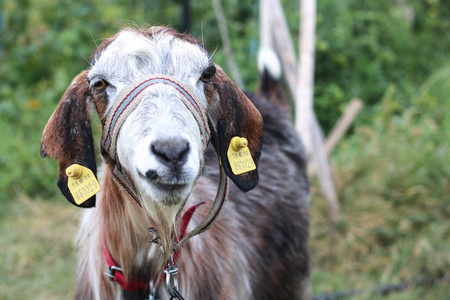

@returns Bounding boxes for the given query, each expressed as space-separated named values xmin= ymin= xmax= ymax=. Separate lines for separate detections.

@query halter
xmin=99 ymin=75 xmax=229 ymax=253
xmin=101 ymin=76 xmax=211 ymax=162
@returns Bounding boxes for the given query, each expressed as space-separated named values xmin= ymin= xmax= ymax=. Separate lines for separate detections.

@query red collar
xmin=102 ymin=202 xmax=204 ymax=291
xmin=102 ymin=237 xmax=149 ymax=290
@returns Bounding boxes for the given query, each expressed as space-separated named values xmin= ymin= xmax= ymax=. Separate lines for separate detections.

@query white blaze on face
xmin=87 ymin=29 xmax=211 ymax=206
xmin=117 ymin=86 xmax=203 ymax=205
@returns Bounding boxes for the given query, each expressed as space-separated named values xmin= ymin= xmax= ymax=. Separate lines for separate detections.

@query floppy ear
xmin=40 ymin=71 xmax=97 ymax=208
xmin=212 ymin=66 xmax=264 ymax=192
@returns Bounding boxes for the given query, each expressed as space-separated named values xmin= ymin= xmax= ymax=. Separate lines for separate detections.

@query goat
xmin=41 ymin=26 xmax=310 ymax=300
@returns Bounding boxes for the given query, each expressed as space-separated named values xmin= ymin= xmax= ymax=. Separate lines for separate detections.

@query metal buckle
xmin=104 ymin=265 xmax=123 ymax=281
xmin=164 ymin=255 xmax=179 ymax=298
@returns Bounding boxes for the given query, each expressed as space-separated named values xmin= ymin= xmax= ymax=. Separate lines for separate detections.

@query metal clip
xmin=104 ymin=266 xmax=123 ymax=281
xmin=146 ymin=279 xmax=159 ymax=300
xmin=164 ymin=254 xmax=179 ymax=298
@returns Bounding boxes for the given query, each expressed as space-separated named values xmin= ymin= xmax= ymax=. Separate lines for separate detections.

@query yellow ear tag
xmin=227 ymin=136 xmax=256 ymax=175
xmin=66 ymin=164 xmax=100 ymax=205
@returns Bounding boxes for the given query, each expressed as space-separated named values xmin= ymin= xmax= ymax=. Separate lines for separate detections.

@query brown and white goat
xmin=41 ymin=26 xmax=310 ymax=300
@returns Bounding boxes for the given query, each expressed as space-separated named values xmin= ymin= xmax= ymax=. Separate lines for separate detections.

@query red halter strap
xmin=102 ymin=237 xmax=150 ymax=291
xmin=102 ymin=202 xmax=204 ymax=291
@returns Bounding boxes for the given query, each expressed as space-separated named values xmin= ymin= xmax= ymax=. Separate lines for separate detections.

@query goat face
xmin=115 ymin=89 xmax=202 ymax=206
xmin=41 ymin=26 xmax=264 ymax=210
xmin=88 ymin=29 xmax=211 ymax=206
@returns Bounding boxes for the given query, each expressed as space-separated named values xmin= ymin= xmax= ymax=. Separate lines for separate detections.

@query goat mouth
xmin=152 ymin=182 xmax=188 ymax=192
xmin=138 ymin=170 xmax=189 ymax=191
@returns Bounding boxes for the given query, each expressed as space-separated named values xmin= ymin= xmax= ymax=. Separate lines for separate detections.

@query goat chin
xmin=141 ymin=195 xmax=184 ymax=260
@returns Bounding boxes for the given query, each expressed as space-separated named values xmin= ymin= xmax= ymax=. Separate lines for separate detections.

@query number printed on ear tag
xmin=66 ymin=164 xmax=100 ymax=205
xmin=227 ymin=136 xmax=256 ymax=175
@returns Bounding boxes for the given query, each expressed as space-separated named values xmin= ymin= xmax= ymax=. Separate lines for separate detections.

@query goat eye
xmin=200 ymin=66 xmax=216 ymax=82
xmin=93 ymin=79 xmax=108 ymax=91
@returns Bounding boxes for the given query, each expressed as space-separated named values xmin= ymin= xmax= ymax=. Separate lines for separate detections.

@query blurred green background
xmin=0 ymin=0 xmax=449 ymax=299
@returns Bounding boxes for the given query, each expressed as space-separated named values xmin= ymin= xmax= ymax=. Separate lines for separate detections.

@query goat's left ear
xmin=211 ymin=66 xmax=264 ymax=192
xmin=40 ymin=70 xmax=97 ymax=208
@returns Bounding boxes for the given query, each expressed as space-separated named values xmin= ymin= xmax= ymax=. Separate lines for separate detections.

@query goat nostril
xmin=145 ymin=170 xmax=158 ymax=180
xmin=151 ymin=139 xmax=190 ymax=167
xmin=151 ymin=144 xmax=169 ymax=163
xmin=179 ymin=143 xmax=190 ymax=160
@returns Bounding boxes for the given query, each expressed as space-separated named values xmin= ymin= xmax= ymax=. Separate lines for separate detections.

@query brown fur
xmin=41 ymin=71 xmax=91 ymax=171
xmin=41 ymin=70 xmax=97 ymax=207
xmin=212 ymin=66 xmax=264 ymax=192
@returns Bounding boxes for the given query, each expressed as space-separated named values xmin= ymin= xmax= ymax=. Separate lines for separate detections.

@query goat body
xmin=41 ymin=26 xmax=310 ymax=300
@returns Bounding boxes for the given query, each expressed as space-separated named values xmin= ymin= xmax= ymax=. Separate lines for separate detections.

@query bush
xmin=316 ymin=67 xmax=450 ymax=284
xmin=315 ymin=0 xmax=450 ymax=132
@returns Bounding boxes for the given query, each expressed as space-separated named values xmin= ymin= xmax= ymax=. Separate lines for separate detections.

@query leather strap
xmin=102 ymin=203 xmax=204 ymax=291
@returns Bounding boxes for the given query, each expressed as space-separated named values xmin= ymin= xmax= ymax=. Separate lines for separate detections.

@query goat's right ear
xmin=41 ymin=71 xmax=97 ymax=208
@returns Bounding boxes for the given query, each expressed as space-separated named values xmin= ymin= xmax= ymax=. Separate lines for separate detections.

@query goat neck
xmin=100 ymin=169 xmax=165 ymax=280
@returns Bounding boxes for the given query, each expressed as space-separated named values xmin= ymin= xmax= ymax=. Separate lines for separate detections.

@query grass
xmin=0 ymin=196 xmax=78 ymax=299
xmin=309 ymin=68 xmax=450 ymax=299
xmin=310 ymin=196 xmax=450 ymax=300
xmin=1 ymin=194 xmax=448 ymax=299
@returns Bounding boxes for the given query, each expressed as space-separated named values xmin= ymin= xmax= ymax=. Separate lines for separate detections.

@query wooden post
xmin=266 ymin=0 xmax=298 ymax=95
xmin=295 ymin=0 xmax=316 ymax=156
xmin=212 ymin=0 xmax=245 ymax=89
xmin=262 ymin=0 xmax=340 ymax=222
xmin=311 ymin=116 xmax=340 ymax=223
xmin=325 ymin=98 xmax=364 ymax=156
xmin=260 ymin=0 xmax=273 ymax=49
